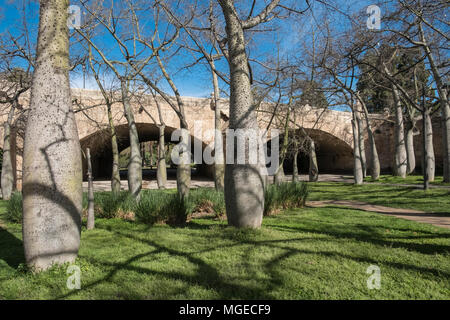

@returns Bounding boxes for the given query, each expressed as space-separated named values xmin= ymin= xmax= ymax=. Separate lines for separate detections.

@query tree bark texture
xmin=22 ymin=0 xmax=83 ymax=271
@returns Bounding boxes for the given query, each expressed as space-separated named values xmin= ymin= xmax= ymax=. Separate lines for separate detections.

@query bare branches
xmin=242 ymin=0 xmax=281 ymax=29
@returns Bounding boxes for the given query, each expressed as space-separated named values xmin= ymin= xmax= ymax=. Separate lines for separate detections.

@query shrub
xmin=210 ymin=192 xmax=226 ymax=217
xmin=6 ymin=192 xmax=22 ymax=223
xmin=264 ymin=181 xmax=308 ymax=216
xmin=190 ymin=188 xmax=225 ymax=217
xmin=95 ymin=191 xmax=135 ymax=219
xmin=134 ymin=190 xmax=170 ymax=225
xmin=278 ymin=181 xmax=309 ymax=209
xmin=264 ymin=185 xmax=279 ymax=216
xmin=165 ymin=194 xmax=195 ymax=227
xmin=133 ymin=188 xmax=226 ymax=227
xmin=133 ymin=190 xmax=195 ymax=227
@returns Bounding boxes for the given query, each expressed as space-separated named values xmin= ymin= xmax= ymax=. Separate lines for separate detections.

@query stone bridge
xmin=0 ymin=88 xmax=445 ymax=188
xmin=71 ymin=89 xmax=357 ymax=178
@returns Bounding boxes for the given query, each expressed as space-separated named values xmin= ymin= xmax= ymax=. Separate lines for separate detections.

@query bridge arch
xmin=79 ymin=122 xmax=213 ymax=180
xmin=266 ymin=128 xmax=354 ymax=174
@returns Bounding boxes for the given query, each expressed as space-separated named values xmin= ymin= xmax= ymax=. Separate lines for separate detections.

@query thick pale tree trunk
xmin=405 ymin=121 xmax=416 ymax=175
xmin=156 ymin=124 xmax=167 ymax=189
xmin=352 ymin=115 xmax=363 ymax=185
xmin=219 ymin=0 xmax=264 ymax=228
xmin=354 ymin=104 xmax=367 ymax=178
xmin=422 ymin=108 xmax=435 ymax=182
xmin=1 ymin=102 xmax=16 ymax=200
xmin=211 ymin=61 xmax=224 ymax=191
xmin=120 ymin=79 xmax=142 ymax=200
xmin=392 ymin=85 xmax=407 ymax=178
xmin=308 ymin=139 xmax=319 ymax=182
xmin=366 ymin=126 xmax=380 ymax=180
xmin=107 ymin=103 xmax=121 ymax=194
xmin=86 ymin=148 xmax=95 ymax=230
xmin=358 ymin=97 xmax=380 ymax=180
xmin=22 ymin=0 xmax=83 ymax=271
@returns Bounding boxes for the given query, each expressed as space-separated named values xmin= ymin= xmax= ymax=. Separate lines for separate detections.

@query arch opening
xmin=79 ymin=123 xmax=214 ymax=181
xmin=267 ymin=128 xmax=354 ymax=175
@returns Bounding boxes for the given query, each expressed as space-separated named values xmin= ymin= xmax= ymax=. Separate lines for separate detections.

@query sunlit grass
xmin=364 ymin=175 xmax=449 ymax=186
xmin=0 ymin=183 xmax=449 ymax=300
xmin=308 ymin=182 xmax=450 ymax=214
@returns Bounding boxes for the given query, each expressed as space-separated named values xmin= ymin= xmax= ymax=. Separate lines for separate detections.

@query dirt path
xmin=307 ymin=200 xmax=450 ymax=229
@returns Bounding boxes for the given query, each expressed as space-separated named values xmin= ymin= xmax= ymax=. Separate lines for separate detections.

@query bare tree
xmin=350 ymin=93 xmax=364 ymax=184
xmin=382 ymin=52 xmax=408 ymax=178
xmin=160 ymin=2 xmax=229 ymax=191
xmin=118 ymin=1 xmax=194 ymax=199
xmin=216 ymin=0 xmax=284 ymax=228
xmin=0 ymin=5 xmax=34 ymax=199
xmin=0 ymin=79 xmax=29 ymax=199
xmin=75 ymin=2 xmax=156 ymax=200
xmin=87 ymin=46 xmax=121 ymax=194
xmin=384 ymin=0 xmax=449 ymax=181
xmin=355 ymin=91 xmax=380 ymax=180
xmin=353 ymin=43 xmax=438 ymax=184
xmin=274 ymin=101 xmax=290 ymax=184
xmin=137 ymin=87 xmax=168 ymax=189
xmin=318 ymin=46 xmax=369 ymax=183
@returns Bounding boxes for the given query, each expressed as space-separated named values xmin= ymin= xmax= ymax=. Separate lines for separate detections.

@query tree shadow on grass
xmin=266 ymin=221 xmax=450 ymax=256
xmin=271 ymin=208 xmax=450 ymax=235
xmin=185 ymin=220 xmax=222 ymax=230
xmin=0 ymin=226 xmax=25 ymax=269
xmin=224 ymin=227 xmax=450 ymax=285
xmin=118 ymin=225 xmax=450 ymax=297
xmin=308 ymin=185 xmax=450 ymax=213
xmin=251 ymin=240 xmax=450 ymax=283
xmin=56 ymin=216 xmax=450 ymax=300
xmin=56 ymin=225 xmax=277 ymax=300
xmin=3 ymin=194 xmax=446 ymax=299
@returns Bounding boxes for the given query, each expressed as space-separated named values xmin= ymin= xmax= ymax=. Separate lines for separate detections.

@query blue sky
xmin=0 ymin=0 xmax=387 ymax=105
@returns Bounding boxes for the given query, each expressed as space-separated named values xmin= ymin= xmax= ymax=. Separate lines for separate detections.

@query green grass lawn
xmin=364 ymin=175 xmax=450 ymax=186
xmin=0 ymin=184 xmax=449 ymax=300
xmin=308 ymin=182 xmax=450 ymax=214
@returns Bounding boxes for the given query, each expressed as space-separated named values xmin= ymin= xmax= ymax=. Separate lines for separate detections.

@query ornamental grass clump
xmin=264 ymin=181 xmax=308 ymax=216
